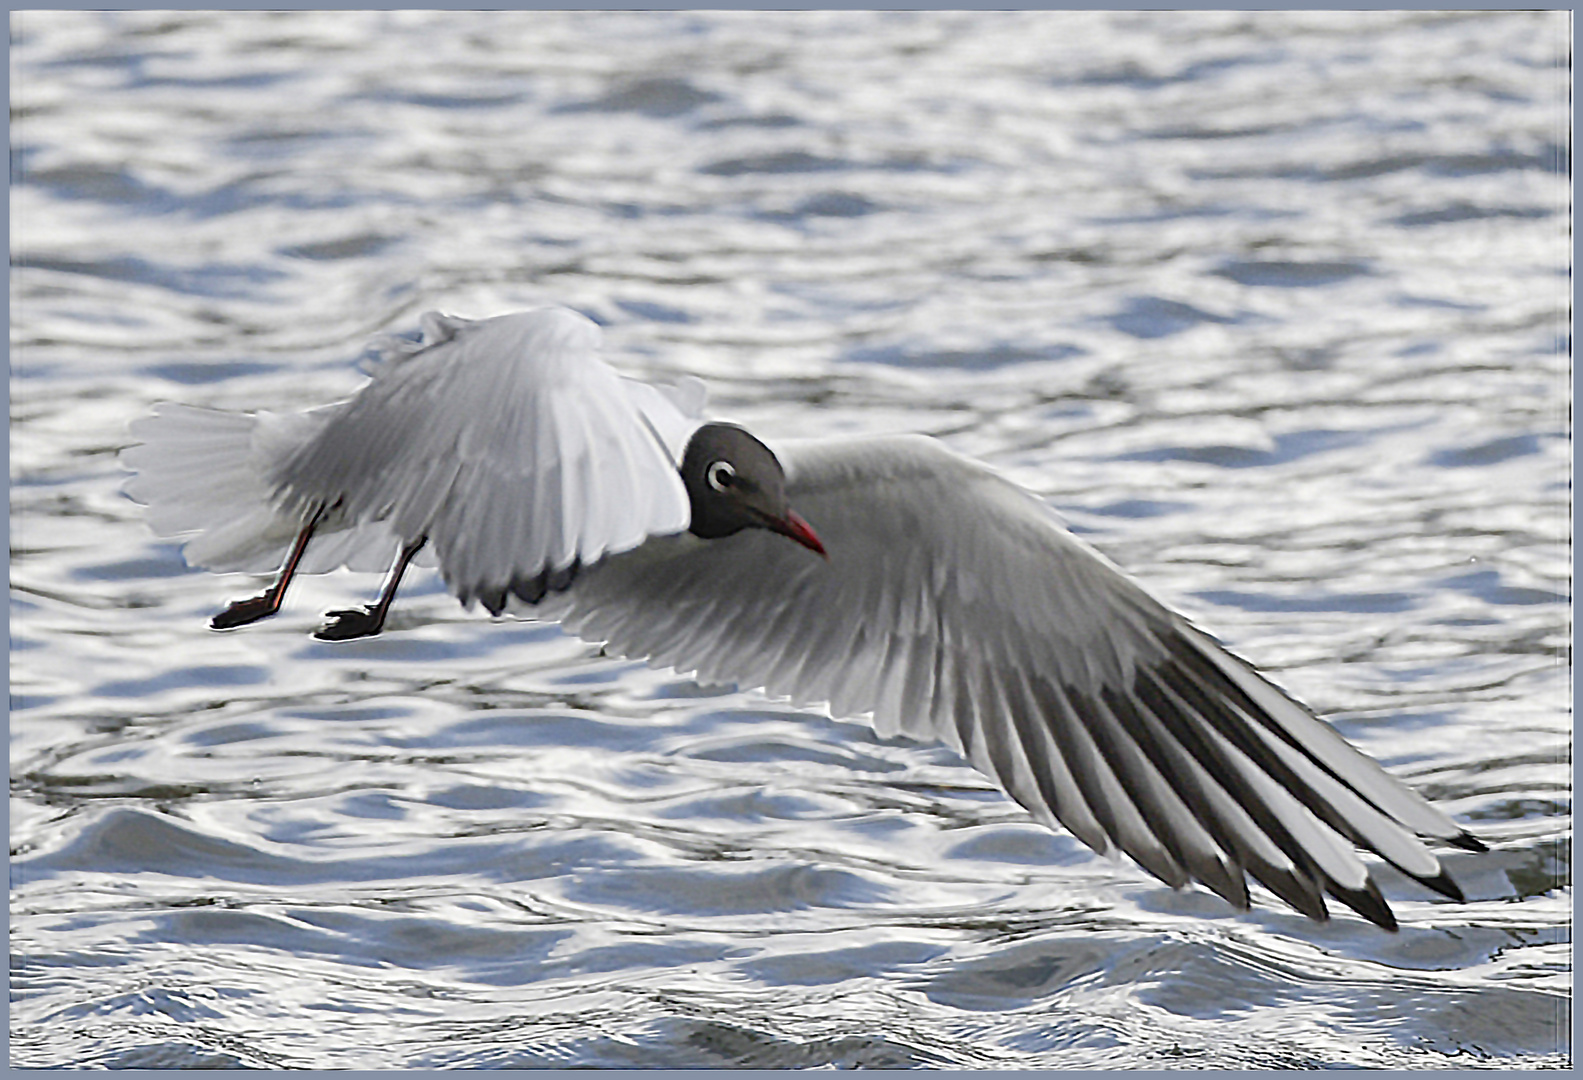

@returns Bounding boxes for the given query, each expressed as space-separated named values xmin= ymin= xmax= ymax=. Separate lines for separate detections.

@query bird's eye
xmin=706 ymin=461 xmax=736 ymax=493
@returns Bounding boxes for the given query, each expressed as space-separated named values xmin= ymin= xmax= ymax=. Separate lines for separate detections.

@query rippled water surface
xmin=11 ymin=10 xmax=1571 ymax=1069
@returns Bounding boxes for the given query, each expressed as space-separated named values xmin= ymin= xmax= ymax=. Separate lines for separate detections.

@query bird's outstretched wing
xmin=560 ymin=434 xmax=1481 ymax=927
xmin=271 ymin=308 xmax=700 ymax=609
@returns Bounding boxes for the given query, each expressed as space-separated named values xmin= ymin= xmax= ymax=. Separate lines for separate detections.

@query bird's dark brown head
xmin=680 ymin=423 xmax=825 ymax=556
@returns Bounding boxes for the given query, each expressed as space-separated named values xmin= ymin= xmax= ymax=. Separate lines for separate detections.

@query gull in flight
xmin=122 ymin=306 xmax=1484 ymax=929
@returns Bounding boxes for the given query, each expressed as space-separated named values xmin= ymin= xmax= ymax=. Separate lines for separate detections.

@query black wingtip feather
xmin=1250 ymin=864 xmax=1330 ymax=923
xmin=1082 ymin=681 xmax=1250 ymax=909
xmin=1417 ymin=868 xmax=1467 ymax=904
xmin=1192 ymin=859 xmax=1252 ymax=912
xmin=1150 ymin=628 xmax=1481 ymax=924
xmin=479 ymin=585 xmax=508 ymax=616
xmin=507 ymin=559 xmax=582 ymax=606
xmin=1328 ymin=878 xmax=1398 ymax=931
xmin=1133 ymin=663 xmax=1339 ymax=913
xmin=465 ymin=559 xmax=584 ymax=617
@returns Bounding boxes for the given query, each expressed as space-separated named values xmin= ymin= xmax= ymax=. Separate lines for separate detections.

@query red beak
xmin=767 ymin=509 xmax=827 ymax=558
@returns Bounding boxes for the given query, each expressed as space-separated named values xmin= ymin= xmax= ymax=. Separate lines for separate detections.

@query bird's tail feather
xmin=121 ymin=401 xmax=407 ymax=577
xmin=120 ymin=403 xmax=301 ymax=572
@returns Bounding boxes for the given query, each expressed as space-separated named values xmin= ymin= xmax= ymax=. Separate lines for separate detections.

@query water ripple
xmin=11 ymin=9 xmax=1569 ymax=1070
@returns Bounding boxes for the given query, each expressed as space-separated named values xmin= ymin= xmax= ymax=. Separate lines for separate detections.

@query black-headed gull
xmin=122 ymin=306 xmax=1484 ymax=929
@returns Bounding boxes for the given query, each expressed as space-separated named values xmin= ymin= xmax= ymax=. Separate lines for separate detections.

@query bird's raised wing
xmin=559 ymin=434 xmax=1481 ymax=927
xmin=272 ymin=308 xmax=699 ymax=610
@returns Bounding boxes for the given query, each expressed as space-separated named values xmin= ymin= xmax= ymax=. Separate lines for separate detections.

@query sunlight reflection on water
xmin=11 ymin=8 xmax=1570 ymax=1070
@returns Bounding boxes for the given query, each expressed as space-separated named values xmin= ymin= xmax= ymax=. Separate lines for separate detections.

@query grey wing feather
xmin=560 ymin=433 xmax=1480 ymax=926
xmin=269 ymin=308 xmax=696 ymax=609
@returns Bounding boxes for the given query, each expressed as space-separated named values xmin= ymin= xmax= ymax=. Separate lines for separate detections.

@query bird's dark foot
xmin=211 ymin=593 xmax=279 ymax=630
xmin=314 ymin=607 xmax=386 ymax=641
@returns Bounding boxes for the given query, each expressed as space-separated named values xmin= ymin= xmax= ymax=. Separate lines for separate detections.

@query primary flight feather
xmin=121 ymin=305 xmax=1484 ymax=928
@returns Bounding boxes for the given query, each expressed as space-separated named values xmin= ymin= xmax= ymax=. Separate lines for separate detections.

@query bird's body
xmin=122 ymin=305 xmax=1484 ymax=929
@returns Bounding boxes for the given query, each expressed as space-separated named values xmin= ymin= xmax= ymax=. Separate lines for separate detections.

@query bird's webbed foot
xmin=211 ymin=592 xmax=280 ymax=630
xmin=314 ymin=606 xmax=387 ymax=641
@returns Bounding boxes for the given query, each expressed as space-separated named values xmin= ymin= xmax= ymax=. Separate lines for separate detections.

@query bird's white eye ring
xmin=707 ymin=460 xmax=736 ymax=493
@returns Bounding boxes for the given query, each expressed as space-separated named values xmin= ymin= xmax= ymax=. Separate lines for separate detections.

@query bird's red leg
xmin=211 ymin=507 xmax=326 ymax=630
xmin=315 ymin=535 xmax=427 ymax=641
